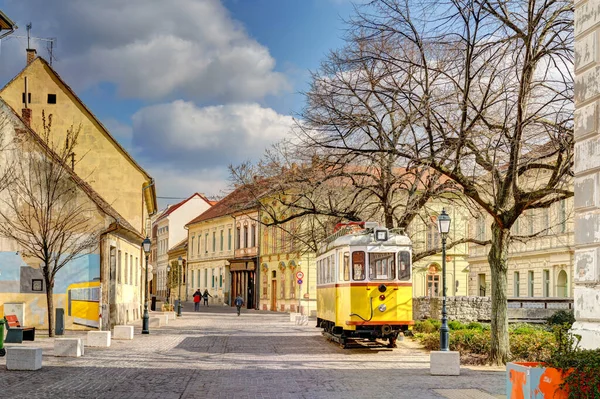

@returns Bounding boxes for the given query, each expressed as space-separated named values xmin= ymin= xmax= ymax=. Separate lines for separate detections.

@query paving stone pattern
xmin=0 ymin=304 xmax=506 ymax=399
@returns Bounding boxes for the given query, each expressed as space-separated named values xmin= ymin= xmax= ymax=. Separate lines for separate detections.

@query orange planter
xmin=506 ymin=362 xmax=569 ymax=399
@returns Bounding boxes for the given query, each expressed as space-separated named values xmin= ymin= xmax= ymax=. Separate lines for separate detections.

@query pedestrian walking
xmin=234 ymin=295 xmax=244 ymax=316
xmin=193 ymin=289 xmax=201 ymax=312
xmin=203 ymin=289 xmax=212 ymax=307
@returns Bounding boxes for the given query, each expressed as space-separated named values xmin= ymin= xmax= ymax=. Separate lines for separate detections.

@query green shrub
xmin=509 ymin=322 xmax=546 ymax=335
xmin=411 ymin=322 xmax=555 ymax=364
xmin=465 ymin=322 xmax=484 ymax=331
xmin=415 ymin=320 xmax=436 ymax=333
xmin=546 ymin=310 xmax=575 ymax=328
xmin=510 ymin=329 xmax=555 ymax=362
xmin=448 ymin=320 xmax=465 ymax=330
xmin=430 ymin=319 xmax=441 ymax=330
xmin=545 ymin=325 xmax=600 ymax=399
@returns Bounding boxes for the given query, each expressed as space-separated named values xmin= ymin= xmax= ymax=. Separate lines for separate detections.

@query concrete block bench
xmin=87 ymin=331 xmax=111 ymax=347
xmin=149 ymin=317 xmax=161 ymax=327
xmin=6 ymin=347 xmax=42 ymax=370
xmin=289 ymin=312 xmax=300 ymax=322
xmin=295 ymin=315 xmax=308 ymax=326
xmin=113 ymin=325 xmax=134 ymax=340
xmin=54 ymin=338 xmax=84 ymax=357
xmin=156 ymin=314 xmax=168 ymax=326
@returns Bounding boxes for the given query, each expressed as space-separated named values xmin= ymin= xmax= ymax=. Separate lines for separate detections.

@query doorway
xmin=557 ymin=270 xmax=568 ymax=298
xmin=271 ymin=280 xmax=277 ymax=311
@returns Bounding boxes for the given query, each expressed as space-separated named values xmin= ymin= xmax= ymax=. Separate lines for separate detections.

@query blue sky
xmin=0 ymin=0 xmax=357 ymax=208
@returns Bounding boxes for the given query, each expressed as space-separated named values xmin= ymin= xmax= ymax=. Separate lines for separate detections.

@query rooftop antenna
xmin=26 ymin=22 xmax=31 ymax=48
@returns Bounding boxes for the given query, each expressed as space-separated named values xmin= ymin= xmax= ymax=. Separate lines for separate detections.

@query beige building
xmin=411 ymin=204 xmax=470 ymax=298
xmin=185 ymin=196 xmax=238 ymax=306
xmin=467 ymin=198 xmax=574 ymax=298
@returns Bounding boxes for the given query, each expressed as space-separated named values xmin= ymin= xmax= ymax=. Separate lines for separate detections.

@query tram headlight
xmin=378 ymin=304 xmax=387 ymax=312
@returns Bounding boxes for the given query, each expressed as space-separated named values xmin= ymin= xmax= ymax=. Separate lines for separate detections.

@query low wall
xmin=413 ymin=296 xmax=573 ymax=323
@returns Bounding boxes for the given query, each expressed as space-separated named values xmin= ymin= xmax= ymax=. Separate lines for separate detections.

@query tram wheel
xmin=0 ymin=348 xmax=5 ymax=357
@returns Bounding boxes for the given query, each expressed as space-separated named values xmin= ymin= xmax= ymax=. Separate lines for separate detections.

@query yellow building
xmin=166 ymin=239 xmax=187 ymax=305
xmin=0 ymin=99 xmax=144 ymax=330
xmin=0 ymin=51 xmax=157 ymax=233
xmin=258 ymin=219 xmax=316 ymax=316
xmin=0 ymin=52 xmax=157 ymax=330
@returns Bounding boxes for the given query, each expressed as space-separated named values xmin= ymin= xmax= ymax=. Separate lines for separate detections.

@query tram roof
xmin=317 ymin=228 xmax=411 ymax=255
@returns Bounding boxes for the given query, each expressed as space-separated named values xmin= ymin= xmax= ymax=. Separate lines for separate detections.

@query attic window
xmin=22 ymin=92 xmax=31 ymax=104
xmin=47 ymin=94 xmax=56 ymax=104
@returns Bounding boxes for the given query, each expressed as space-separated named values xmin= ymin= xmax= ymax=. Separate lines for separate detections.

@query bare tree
xmin=0 ymin=112 xmax=104 ymax=336
xmin=230 ymin=37 xmax=470 ymax=255
xmin=347 ymin=0 xmax=573 ymax=364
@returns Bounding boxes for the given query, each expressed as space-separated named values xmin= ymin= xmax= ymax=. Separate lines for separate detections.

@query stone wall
xmin=413 ymin=297 xmax=574 ymax=323
xmin=573 ymin=0 xmax=600 ymax=349
xmin=413 ymin=297 xmax=492 ymax=322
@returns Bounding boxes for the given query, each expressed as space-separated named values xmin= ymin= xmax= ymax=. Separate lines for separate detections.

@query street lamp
xmin=437 ymin=208 xmax=451 ymax=351
xmin=177 ymin=256 xmax=183 ymax=317
xmin=142 ymin=237 xmax=152 ymax=334
xmin=166 ymin=265 xmax=171 ymax=305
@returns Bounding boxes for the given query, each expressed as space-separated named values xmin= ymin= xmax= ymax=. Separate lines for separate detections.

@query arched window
xmin=243 ymin=224 xmax=248 ymax=248
xmin=280 ymin=263 xmax=286 ymax=298
xmin=236 ymin=226 xmax=241 ymax=249
xmin=557 ymin=269 xmax=568 ymax=298
xmin=427 ymin=264 xmax=440 ymax=297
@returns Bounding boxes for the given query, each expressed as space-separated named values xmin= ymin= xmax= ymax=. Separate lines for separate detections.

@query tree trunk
xmin=45 ymin=279 xmax=55 ymax=337
xmin=487 ymin=222 xmax=510 ymax=365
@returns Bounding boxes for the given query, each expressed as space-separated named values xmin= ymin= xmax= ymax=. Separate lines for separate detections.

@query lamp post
xmin=167 ymin=265 xmax=171 ymax=305
xmin=177 ymin=256 xmax=183 ymax=317
xmin=142 ymin=237 xmax=151 ymax=334
xmin=437 ymin=208 xmax=451 ymax=351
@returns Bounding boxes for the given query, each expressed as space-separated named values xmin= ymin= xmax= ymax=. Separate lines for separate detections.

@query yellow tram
xmin=316 ymin=222 xmax=413 ymax=348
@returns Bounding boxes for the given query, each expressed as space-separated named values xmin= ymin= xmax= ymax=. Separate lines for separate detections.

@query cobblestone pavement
xmin=0 ymin=304 xmax=506 ymax=399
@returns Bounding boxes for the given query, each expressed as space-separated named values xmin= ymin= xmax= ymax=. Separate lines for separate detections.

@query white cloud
xmin=130 ymin=101 xmax=294 ymax=202
xmin=3 ymin=0 xmax=289 ymax=102
xmin=131 ymin=100 xmax=294 ymax=166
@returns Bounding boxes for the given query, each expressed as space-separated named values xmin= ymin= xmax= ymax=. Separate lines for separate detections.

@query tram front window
xmin=369 ymin=252 xmax=396 ymax=280
xmin=398 ymin=251 xmax=411 ymax=281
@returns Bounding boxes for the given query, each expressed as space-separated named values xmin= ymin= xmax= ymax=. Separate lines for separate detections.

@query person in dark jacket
xmin=193 ymin=289 xmax=201 ymax=311
xmin=203 ymin=289 xmax=212 ymax=306
xmin=234 ymin=295 xmax=244 ymax=316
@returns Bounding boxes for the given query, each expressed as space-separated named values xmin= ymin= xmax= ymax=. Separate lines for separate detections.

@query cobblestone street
xmin=0 ymin=304 xmax=506 ymax=399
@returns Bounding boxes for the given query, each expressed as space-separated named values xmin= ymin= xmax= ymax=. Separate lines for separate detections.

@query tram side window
xmin=343 ymin=252 xmax=350 ymax=281
xmin=330 ymin=255 xmax=335 ymax=283
xmin=398 ymin=251 xmax=411 ymax=281
xmin=352 ymin=251 xmax=365 ymax=280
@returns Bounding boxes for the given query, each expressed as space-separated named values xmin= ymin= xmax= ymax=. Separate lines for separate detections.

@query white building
xmin=153 ymin=193 xmax=213 ymax=299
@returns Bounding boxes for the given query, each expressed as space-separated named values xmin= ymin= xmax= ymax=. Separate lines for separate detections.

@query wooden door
xmin=271 ymin=280 xmax=277 ymax=311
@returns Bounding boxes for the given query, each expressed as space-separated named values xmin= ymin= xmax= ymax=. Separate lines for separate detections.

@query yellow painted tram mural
xmin=67 ymin=281 xmax=101 ymax=328
xmin=316 ymin=223 xmax=413 ymax=348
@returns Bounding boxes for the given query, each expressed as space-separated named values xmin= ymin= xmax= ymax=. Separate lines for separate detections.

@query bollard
xmin=0 ymin=318 xmax=5 ymax=357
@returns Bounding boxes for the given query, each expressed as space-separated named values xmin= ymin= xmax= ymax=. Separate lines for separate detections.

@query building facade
xmin=410 ymin=204 xmax=470 ymax=298
xmin=153 ymin=193 xmax=212 ymax=299
xmin=467 ymin=198 xmax=574 ymax=298
xmin=573 ymin=2 xmax=600 ymax=348
xmin=0 ymin=52 xmax=157 ymax=330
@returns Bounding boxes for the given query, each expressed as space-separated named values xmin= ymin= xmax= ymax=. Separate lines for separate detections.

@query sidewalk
xmin=0 ymin=302 xmax=507 ymax=399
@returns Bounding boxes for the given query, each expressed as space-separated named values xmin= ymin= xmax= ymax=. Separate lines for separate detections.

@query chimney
xmin=26 ymin=48 xmax=36 ymax=65
xmin=22 ymin=108 xmax=32 ymax=127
